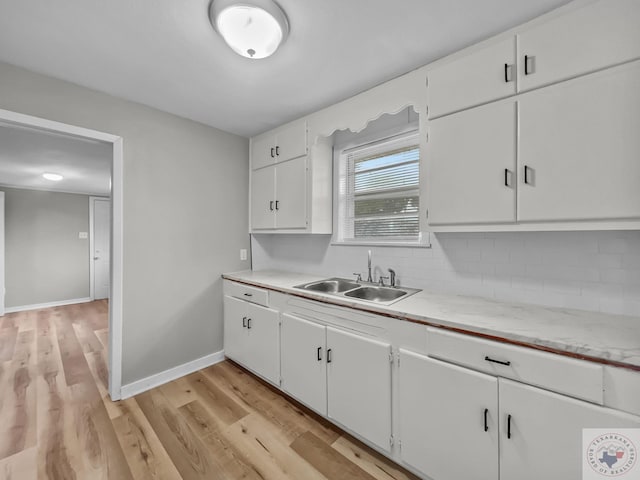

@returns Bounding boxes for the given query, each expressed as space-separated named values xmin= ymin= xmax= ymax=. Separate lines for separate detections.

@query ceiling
xmin=0 ymin=0 xmax=571 ymax=138
xmin=0 ymin=122 xmax=112 ymax=196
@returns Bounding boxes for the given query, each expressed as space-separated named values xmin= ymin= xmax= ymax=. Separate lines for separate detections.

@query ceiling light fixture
xmin=209 ymin=0 xmax=289 ymax=59
xmin=42 ymin=172 xmax=64 ymax=181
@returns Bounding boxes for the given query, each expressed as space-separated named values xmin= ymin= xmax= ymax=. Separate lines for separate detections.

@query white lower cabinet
xmin=225 ymin=281 xmax=640 ymax=480
xmin=399 ymin=349 xmax=640 ymax=480
xmin=279 ymin=313 xmax=392 ymax=452
xmin=399 ymin=350 xmax=499 ymax=480
xmin=326 ymin=327 xmax=392 ymax=453
xmin=499 ymin=379 xmax=640 ymax=480
xmin=223 ymin=295 xmax=280 ymax=385
xmin=280 ymin=313 xmax=328 ymax=415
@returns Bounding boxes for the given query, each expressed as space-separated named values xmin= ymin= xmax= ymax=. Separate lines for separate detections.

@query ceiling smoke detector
xmin=209 ymin=0 xmax=289 ymax=59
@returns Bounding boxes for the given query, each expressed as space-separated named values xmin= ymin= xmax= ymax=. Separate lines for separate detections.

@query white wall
xmin=0 ymin=61 xmax=251 ymax=385
xmin=252 ymin=230 xmax=640 ymax=317
xmin=2 ymin=187 xmax=90 ymax=307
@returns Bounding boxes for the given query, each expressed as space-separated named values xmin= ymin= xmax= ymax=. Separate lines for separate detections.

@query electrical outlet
xmin=78 ymin=232 xmax=88 ymax=239
xmin=240 ymin=249 xmax=248 ymax=261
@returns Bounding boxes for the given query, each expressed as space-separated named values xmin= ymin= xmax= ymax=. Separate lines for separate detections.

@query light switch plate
xmin=240 ymin=249 xmax=248 ymax=261
xmin=78 ymin=232 xmax=88 ymax=239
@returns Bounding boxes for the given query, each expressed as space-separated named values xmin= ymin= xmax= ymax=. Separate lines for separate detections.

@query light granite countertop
xmin=222 ymin=269 xmax=640 ymax=370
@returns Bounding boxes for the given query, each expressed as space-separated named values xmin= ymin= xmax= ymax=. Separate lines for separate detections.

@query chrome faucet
xmin=388 ymin=268 xmax=396 ymax=287
xmin=367 ymin=250 xmax=373 ymax=283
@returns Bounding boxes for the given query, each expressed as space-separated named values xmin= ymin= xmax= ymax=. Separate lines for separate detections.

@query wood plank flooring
xmin=0 ymin=301 xmax=420 ymax=480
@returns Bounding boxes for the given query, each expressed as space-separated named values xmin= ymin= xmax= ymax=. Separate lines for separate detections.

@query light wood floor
xmin=0 ymin=301 xmax=420 ymax=480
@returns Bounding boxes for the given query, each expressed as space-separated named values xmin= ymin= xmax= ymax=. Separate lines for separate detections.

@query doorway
xmin=0 ymin=108 xmax=124 ymax=400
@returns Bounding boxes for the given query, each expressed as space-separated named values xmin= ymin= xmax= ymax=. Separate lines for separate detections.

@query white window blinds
xmin=337 ymin=131 xmax=420 ymax=242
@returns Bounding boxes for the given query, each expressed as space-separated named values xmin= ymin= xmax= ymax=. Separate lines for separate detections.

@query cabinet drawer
xmin=225 ymin=281 xmax=269 ymax=307
xmin=427 ymin=327 xmax=603 ymax=404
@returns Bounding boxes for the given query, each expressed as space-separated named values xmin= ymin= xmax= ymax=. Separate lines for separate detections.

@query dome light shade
xmin=209 ymin=0 xmax=289 ymax=59
xmin=42 ymin=172 xmax=63 ymax=181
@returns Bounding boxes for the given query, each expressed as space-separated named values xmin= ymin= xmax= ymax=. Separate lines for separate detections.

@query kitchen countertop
xmin=222 ymin=269 xmax=640 ymax=371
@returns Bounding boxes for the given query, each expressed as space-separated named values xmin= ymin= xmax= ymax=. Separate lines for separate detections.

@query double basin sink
xmin=293 ymin=277 xmax=421 ymax=306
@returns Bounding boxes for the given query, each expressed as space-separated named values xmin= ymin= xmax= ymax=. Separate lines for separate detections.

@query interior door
xmin=326 ymin=327 xmax=392 ymax=452
xmin=0 ymin=191 xmax=4 ymax=316
xmin=280 ymin=313 xmax=327 ymax=415
xmin=92 ymin=198 xmax=110 ymax=300
xmin=399 ymin=350 xmax=499 ymax=480
xmin=274 ymin=157 xmax=307 ymax=229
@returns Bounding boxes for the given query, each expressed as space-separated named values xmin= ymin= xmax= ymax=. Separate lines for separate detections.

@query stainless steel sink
xmin=293 ymin=277 xmax=420 ymax=305
xmin=294 ymin=277 xmax=361 ymax=293
xmin=344 ymin=285 xmax=408 ymax=303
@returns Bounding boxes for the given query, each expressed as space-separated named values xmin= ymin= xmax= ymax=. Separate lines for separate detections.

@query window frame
xmin=332 ymin=128 xmax=430 ymax=248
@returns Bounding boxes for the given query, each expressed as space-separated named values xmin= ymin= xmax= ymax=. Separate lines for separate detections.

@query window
xmin=336 ymin=131 xmax=422 ymax=245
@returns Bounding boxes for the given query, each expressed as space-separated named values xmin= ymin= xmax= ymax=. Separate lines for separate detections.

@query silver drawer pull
xmin=485 ymin=356 xmax=511 ymax=366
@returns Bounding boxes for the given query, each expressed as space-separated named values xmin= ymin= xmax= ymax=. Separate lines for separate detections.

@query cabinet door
xmin=428 ymin=101 xmax=517 ymax=225
xmin=499 ymin=378 xmax=640 ymax=480
xmin=326 ymin=327 xmax=391 ymax=452
xmin=399 ymin=350 xmax=499 ymax=480
xmin=244 ymin=302 xmax=280 ymax=385
xmin=518 ymin=0 xmax=640 ymax=92
xmin=250 ymin=165 xmax=276 ymax=230
xmin=274 ymin=121 xmax=307 ymax=163
xmin=274 ymin=157 xmax=307 ymax=229
xmin=251 ymin=132 xmax=275 ymax=170
xmin=429 ymin=37 xmax=516 ymax=118
xmin=280 ymin=314 xmax=327 ymax=415
xmin=519 ymin=62 xmax=640 ymax=222
xmin=223 ymin=295 xmax=248 ymax=365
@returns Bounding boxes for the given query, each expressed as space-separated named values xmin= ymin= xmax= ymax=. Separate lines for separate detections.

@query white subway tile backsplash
xmin=252 ymin=231 xmax=640 ymax=317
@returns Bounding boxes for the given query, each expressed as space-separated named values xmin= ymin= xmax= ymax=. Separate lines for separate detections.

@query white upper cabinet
xmin=429 ymin=37 xmax=516 ymax=118
xmin=519 ymin=61 xmax=640 ymax=223
xmin=251 ymin=120 xmax=308 ymax=170
xmin=518 ymin=0 xmax=640 ymax=92
xmin=273 ymin=156 xmax=308 ymax=229
xmin=251 ymin=156 xmax=308 ymax=231
xmin=250 ymin=165 xmax=276 ymax=230
xmin=428 ymin=100 xmax=517 ymax=225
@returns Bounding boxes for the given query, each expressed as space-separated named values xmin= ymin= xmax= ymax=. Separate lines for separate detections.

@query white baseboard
xmin=4 ymin=297 xmax=93 ymax=313
xmin=120 ymin=350 xmax=225 ymax=399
